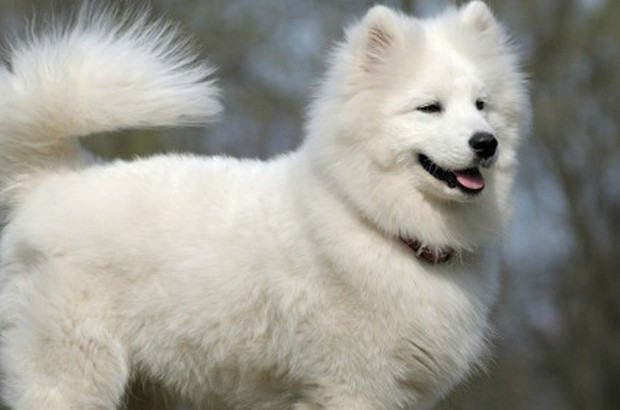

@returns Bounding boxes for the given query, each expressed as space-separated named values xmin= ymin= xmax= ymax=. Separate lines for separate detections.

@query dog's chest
xmin=383 ymin=264 xmax=496 ymax=402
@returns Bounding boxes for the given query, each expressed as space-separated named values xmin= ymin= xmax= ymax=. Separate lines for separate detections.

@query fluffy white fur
xmin=0 ymin=2 xmax=529 ymax=409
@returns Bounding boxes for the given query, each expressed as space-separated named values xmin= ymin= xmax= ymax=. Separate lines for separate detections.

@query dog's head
xmin=304 ymin=1 xmax=530 ymax=248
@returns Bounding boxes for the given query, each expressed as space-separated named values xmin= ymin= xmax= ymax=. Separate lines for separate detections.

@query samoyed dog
xmin=0 ymin=2 xmax=529 ymax=409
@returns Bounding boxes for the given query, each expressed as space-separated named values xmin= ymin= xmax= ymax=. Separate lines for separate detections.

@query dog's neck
xmin=401 ymin=237 xmax=454 ymax=264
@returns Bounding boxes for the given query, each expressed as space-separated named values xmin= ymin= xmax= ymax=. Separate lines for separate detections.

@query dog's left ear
xmin=461 ymin=1 xmax=501 ymax=36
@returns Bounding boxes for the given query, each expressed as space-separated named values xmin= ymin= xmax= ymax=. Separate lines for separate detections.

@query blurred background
xmin=1 ymin=0 xmax=619 ymax=409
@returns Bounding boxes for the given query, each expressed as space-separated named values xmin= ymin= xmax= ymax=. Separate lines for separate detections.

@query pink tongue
xmin=454 ymin=171 xmax=485 ymax=190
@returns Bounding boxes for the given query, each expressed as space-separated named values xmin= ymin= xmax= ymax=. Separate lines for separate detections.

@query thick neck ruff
xmin=401 ymin=237 xmax=454 ymax=264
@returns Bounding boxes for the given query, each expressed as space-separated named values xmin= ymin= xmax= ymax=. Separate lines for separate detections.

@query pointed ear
xmin=357 ymin=5 xmax=402 ymax=71
xmin=461 ymin=1 xmax=500 ymax=35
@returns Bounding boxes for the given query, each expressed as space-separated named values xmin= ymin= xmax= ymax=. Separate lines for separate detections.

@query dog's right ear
xmin=353 ymin=6 xmax=405 ymax=72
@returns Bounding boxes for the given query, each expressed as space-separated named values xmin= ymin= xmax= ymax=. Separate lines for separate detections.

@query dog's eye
xmin=417 ymin=103 xmax=443 ymax=114
xmin=475 ymin=99 xmax=486 ymax=111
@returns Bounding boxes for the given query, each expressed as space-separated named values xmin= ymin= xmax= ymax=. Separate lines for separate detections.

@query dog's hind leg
xmin=0 ymin=268 xmax=129 ymax=410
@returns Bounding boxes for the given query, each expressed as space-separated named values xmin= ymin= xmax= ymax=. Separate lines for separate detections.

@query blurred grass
xmin=84 ymin=129 xmax=169 ymax=160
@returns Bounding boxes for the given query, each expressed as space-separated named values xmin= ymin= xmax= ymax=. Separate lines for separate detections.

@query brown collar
xmin=401 ymin=238 xmax=454 ymax=264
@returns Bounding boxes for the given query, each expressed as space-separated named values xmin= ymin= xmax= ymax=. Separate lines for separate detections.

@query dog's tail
xmin=0 ymin=6 xmax=221 ymax=214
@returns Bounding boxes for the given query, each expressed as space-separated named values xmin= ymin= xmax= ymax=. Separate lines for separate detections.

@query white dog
xmin=0 ymin=2 xmax=529 ymax=409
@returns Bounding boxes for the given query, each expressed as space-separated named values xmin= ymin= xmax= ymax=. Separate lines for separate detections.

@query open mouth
xmin=419 ymin=154 xmax=485 ymax=194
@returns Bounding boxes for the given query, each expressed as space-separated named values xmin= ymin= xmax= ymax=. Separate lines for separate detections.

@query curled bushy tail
xmin=0 ymin=5 xmax=221 ymax=212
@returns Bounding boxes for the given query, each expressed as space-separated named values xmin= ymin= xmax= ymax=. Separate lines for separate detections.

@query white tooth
xmin=416 ymin=245 xmax=426 ymax=257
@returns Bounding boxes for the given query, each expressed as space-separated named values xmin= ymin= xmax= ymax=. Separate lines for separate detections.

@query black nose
xmin=469 ymin=132 xmax=497 ymax=160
